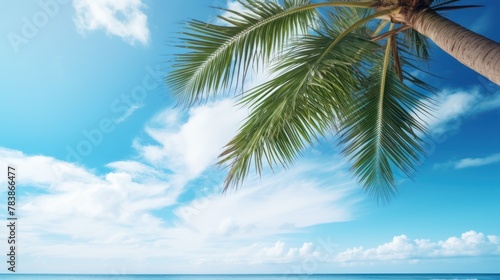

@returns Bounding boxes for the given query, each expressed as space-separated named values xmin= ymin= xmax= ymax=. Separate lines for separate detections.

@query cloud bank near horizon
xmin=335 ymin=231 xmax=500 ymax=264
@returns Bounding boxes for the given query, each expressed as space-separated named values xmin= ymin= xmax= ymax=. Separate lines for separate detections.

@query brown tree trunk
xmin=408 ymin=9 xmax=500 ymax=85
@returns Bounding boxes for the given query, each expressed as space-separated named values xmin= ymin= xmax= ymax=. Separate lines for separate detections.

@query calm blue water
xmin=0 ymin=275 xmax=498 ymax=280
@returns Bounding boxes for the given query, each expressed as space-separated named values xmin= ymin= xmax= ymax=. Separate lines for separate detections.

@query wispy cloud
xmin=434 ymin=152 xmax=500 ymax=170
xmin=73 ymin=0 xmax=150 ymax=45
xmin=175 ymin=162 xmax=359 ymax=239
xmin=113 ymin=103 xmax=143 ymax=124
xmin=416 ymin=88 xmax=500 ymax=136
xmin=425 ymin=91 xmax=478 ymax=133
xmin=455 ymin=153 xmax=500 ymax=169
xmin=335 ymin=231 xmax=500 ymax=264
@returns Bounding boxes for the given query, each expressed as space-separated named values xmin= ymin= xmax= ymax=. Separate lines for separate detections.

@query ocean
xmin=0 ymin=275 xmax=498 ymax=280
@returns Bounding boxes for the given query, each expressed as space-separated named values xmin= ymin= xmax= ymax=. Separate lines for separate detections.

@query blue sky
xmin=0 ymin=0 xmax=499 ymax=275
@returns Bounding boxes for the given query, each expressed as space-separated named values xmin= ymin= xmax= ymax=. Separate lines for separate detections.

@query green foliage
xmin=339 ymin=34 xmax=431 ymax=202
xmin=167 ymin=0 xmax=317 ymax=105
xmin=167 ymin=0 xmax=445 ymax=202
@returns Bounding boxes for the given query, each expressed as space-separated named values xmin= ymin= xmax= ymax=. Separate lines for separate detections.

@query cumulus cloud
xmin=0 ymin=149 xmax=186 ymax=273
xmin=0 ymin=147 xmax=176 ymax=227
xmin=0 ymin=148 xmax=99 ymax=188
xmin=134 ymin=99 xmax=247 ymax=183
xmin=194 ymin=240 xmax=324 ymax=266
xmin=250 ymin=241 xmax=322 ymax=263
xmin=73 ymin=0 xmax=150 ymax=45
xmin=335 ymin=231 xmax=500 ymax=264
xmin=0 ymin=140 xmax=359 ymax=272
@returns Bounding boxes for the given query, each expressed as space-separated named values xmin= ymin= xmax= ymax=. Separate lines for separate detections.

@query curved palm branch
xmin=218 ymin=10 xmax=384 ymax=191
xmin=218 ymin=8 xmax=392 ymax=191
xmin=167 ymin=0 xmax=442 ymax=201
xmin=167 ymin=0 xmax=376 ymax=105
xmin=339 ymin=25 xmax=432 ymax=202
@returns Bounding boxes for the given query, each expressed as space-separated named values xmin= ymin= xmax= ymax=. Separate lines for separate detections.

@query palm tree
xmin=167 ymin=0 xmax=500 ymax=202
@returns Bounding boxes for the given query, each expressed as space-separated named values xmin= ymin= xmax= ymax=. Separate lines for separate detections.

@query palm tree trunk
xmin=408 ymin=9 xmax=500 ymax=85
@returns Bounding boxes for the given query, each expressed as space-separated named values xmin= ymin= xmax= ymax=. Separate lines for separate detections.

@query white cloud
xmin=248 ymin=241 xmax=322 ymax=264
xmin=0 ymin=148 xmax=99 ymax=188
xmin=0 ymin=89 xmax=361 ymax=270
xmin=113 ymin=103 xmax=143 ymax=124
xmin=476 ymin=92 xmax=500 ymax=113
xmin=454 ymin=153 xmax=500 ymax=169
xmin=0 ymin=141 xmax=359 ymax=272
xmin=335 ymin=231 xmax=500 ymax=264
xmin=424 ymin=88 xmax=500 ymax=170
xmin=189 ymin=240 xmax=324 ymax=267
xmin=418 ymin=90 xmax=478 ymax=135
xmin=73 ymin=0 xmax=150 ymax=45
xmin=0 ymin=153 xmax=184 ymax=274
xmin=434 ymin=152 xmax=500 ymax=170
xmin=174 ymin=161 xmax=359 ymax=240
xmin=135 ymin=99 xmax=247 ymax=183
xmin=0 ymin=147 xmax=177 ymax=226
xmin=418 ymin=88 xmax=500 ymax=136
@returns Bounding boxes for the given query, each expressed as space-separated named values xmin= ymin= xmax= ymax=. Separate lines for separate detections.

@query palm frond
xmin=338 ymin=34 xmax=432 ymax=203
xmin=371 ymin=25 xmax=431 ymax=64
xmin=371 ymin=25 xmax=410 ymax=42
xmin=167 ymin=0 xmax=439 ymax=200
xmin=218 ymin=9 xmax=381 ymax=190
xmin=399 ymin=28 xmax=431 ymax=62
xmin=167 ymin=0 xmax=316 ymax=105
xmin=167 ymin=0 xmax=378 ymax=106
xmin=433 ymin=5 xmax=483 ymax=11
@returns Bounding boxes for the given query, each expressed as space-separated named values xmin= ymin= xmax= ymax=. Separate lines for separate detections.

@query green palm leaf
xmin=166 ymin=0 xmax=446 ymax=201
xmin=167 ymin=0 xmax=377 ymax=105
xmin=167 ymin=0 xmax=316 ymax=105
xmin=400 ymin=28 xmax=430 ymax=61
xmin=218 ymin=9 xmax=384 ymax=190
xmin=338 ymin=31 xmax=432 ymax=202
